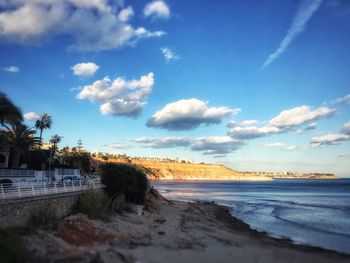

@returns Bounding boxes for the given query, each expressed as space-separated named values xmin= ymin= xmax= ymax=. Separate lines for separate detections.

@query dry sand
xmin=24 ymin=193 xmax=350 ymax=263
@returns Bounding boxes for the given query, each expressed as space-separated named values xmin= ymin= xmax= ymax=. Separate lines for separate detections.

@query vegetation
xmin=35 ymin=113 xmax=52 ymax=142
xmin=75 ymin=190 xmax=111 ymax=220
xmin=29 ymin=204 xmax=59 ymax=230
xmin=49 ymin=134 xmax=62 ymax=170
xmin=0 ymin=92 xmax=22 ymax=127
xmin=0 ymin=228 xmax=35 ymax=262
xmin=100 ymin=163 xmax=149 ymax=204
xmin=3 ymin=123 xmax=40 ymax=168
xmin=59 ymin=142 xmax=92 ymax=175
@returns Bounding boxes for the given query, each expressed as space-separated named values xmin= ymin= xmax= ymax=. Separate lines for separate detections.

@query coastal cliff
xmin=97 ymin=157 xmax=337 ymax=181
xmin=103 ymin=158 xmax=271 ymax=181
xmin=135 ymin=160 xmax=272 ymax=181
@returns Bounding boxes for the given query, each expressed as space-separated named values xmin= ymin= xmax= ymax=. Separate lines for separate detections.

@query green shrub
xmin=29 ymin=204 xmax=58 ymax=230
xmin=0 ymin=228 xmax=35 ymax=263
xmin=76 ymin=190 xmax=110 ymax=220
xmin=100 ymin=163 xmax=149 ymax=204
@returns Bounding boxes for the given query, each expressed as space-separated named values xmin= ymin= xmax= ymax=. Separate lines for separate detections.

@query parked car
xmin=57 ymin=176 xmax=82 ymax=186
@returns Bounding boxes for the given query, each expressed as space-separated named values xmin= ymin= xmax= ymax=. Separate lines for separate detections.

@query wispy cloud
xmin=260 ymin=0 xmax=323 ymax=70
xmin=333 ymin=93 xmax=350 ymax=105
xmin=338 ymin=153 xmax=350 ymax=158
xmin=261 ymin=142 xmax=300 ymax=151
xmin=160 ymin=47 xmax=180 ymax=63
xmin=3 ymin=66 xmax=19 ymax=73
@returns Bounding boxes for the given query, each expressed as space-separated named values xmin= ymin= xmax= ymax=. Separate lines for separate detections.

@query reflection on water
xmin=152 ymin=179 xmax=350 ymax=254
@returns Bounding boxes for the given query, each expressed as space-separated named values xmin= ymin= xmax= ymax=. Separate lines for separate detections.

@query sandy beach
xmin=22 ymin=191 xmax=350 ymax=263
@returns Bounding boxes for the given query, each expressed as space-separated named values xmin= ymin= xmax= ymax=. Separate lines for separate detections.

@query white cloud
xmin=310 ymin=133 xmax=350 ymax=148
xmin=109 ymin=143 xmax=132 ymax=149
xmin=77 ymin=72 xmax=154 ymax=117
xmin=118 ymin=6 xmax=134 ymax=22
xmin=71 ymin=62 xmax=99 ymax=77
xmin=334 ymin=93 xmax=350 ymax=105
xmin=228 ymin=125 xmax=282 ymax=139
xmin=144 ymin=0 xmax=170 ymax=19
xmin=228 ymin=105 xmax=334 ymax=140
xmin=0 ymin=0 xmax=165 ymax=51
xmin=160 ymin=47 xmax=179 ymax=63
xmin=309 ymin=121 xmax=350 ymax=147
xmin=132 ymin=135 xmax=244 ymax=156
xmin=268 ymin=105 xmax=336 ymax=129
xmin=132 ymin=136 xmax=192 ymax=148
xmin=342 ymin=121 xmax=350 ymax=135
xmin=3 ymin=66 xmax=19 ymax=73
xmin=191 ymin=136 xmax=245 ymax=156
xmin=261 ymin=142 xmax=300 ymax=151
xmin=260 ymin=0 xmax=323 ymax=70
xmin=23 ymin=112 xmax=40 ymax=121
xmin=146 ymin=98 xmax=240 ymax=130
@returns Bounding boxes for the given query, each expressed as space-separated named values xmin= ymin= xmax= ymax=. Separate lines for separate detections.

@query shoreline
xmin=150 ymin=177 xmax=341 ymax=182
xmin=212 ymin=202 xmax=349 ymax=257
xmin=22 ymin=193 xmax=350 ymax=263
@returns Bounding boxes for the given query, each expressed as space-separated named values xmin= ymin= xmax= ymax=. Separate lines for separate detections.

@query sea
xmin=152 ymin=179 xmax=350 ymax=255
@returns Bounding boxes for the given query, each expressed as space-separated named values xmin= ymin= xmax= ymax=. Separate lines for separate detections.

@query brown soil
xmin=55 ymin=217 xmax=115 ymax=246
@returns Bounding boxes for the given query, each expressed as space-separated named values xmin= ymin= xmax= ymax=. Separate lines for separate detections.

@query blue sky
xmin=0 ymin=0 xmax=349 ymax=176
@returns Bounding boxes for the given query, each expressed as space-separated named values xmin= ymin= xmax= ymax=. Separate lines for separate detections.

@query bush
xmin=29 ymin=204 xmax=58 ymax=230
xmin=76 ymin=190 xmax=110 ymax=220
xmin=100 ymin=163 xmax=149 ymax=204
xmin=110 ymin=194 xmax=130 ymax=214
xmin=0 ymin=228 xmax=35 ymax=262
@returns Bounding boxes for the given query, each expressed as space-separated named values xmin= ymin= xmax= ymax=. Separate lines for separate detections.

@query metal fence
xmin=0 ymin=180 xmax=102 ymax=200
xmin=0 ymin=169 xmax=35 ymax=177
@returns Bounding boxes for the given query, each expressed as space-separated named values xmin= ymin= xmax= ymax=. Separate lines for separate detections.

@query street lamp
xmin=96 ymin=144 xmax=108 ymax=175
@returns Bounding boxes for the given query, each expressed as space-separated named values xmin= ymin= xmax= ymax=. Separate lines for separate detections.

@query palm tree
xmin=0 ymin=92 xmax=23 ymax=128
xmin=49 ymin=134 xmax=62 ymax=171
xmin=35 ymin=113 xmax=52 ymax=142
xmin=5 ymin=123 xmax=40 ymax=168
xmin=50 ymin=134 xmax=62 ymax=154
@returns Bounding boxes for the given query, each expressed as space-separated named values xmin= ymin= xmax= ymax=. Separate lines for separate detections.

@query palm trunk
xmin=39 ymin=129 xmax=43 ymax=142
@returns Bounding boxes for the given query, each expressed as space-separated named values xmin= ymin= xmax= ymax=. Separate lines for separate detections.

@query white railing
xmin=0 ymin=180 xmax=102 ymax=200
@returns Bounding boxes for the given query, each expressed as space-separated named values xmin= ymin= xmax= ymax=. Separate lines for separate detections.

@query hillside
xmin=103 ymin=158 xmax=272 ymax=181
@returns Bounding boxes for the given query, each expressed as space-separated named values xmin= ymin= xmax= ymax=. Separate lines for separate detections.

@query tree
xmin=0 ymin=92 xmax=22 ymax=128
xmin=5 ymin=123 xmax=40 ymax=168
xmin=49 ymin=134 xmax=62 ymax=153
xmin=48 ymin=134 xmax=62 ymax=171
xmin=59 ymin=146 xmax=91 ymax=175
xmin=77 ymin=138 xmax=83 ymax=152
xmin=35 ymin=113 xmax=52 ymax=142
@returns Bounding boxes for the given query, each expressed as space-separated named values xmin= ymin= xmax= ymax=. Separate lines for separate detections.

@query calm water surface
xmin=152 ymin=179 xmax=350 ymax=254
